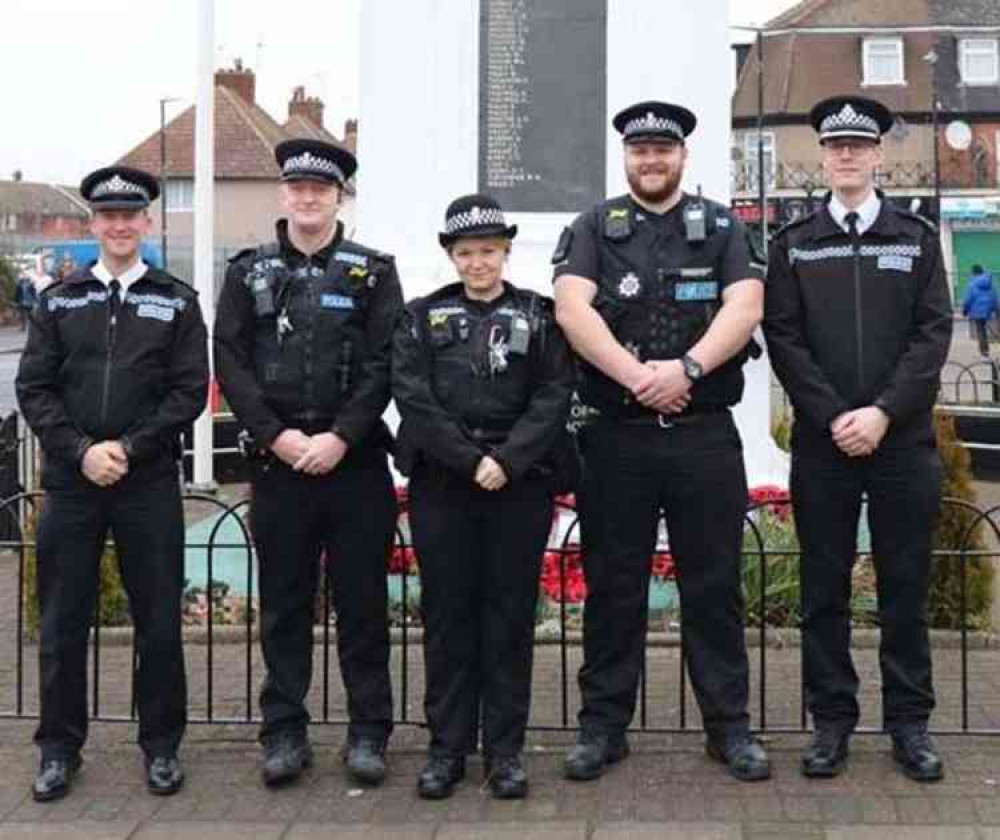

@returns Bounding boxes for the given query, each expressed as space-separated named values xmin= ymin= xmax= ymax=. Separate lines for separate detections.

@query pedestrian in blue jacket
xmin=962 ymin=264 xmax=998 ymax=356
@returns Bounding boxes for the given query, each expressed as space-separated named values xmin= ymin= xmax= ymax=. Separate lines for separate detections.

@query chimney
xmin=288 ymin=86 xmax=325 ymax=128
xmin=215 ymin=58 xmax=256 ymax=103
xmin=343 ymin=119 xmax=358 ymax=153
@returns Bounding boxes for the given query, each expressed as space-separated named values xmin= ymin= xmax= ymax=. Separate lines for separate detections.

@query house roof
xmin=117 ymin=85 xmax=357 ymax=196
xmin=734 ymin=0 xmax=1000 ymax=122
xmin=0 ymin=180 xmax=88 ymax=218
xmin=118 ymin=86 xmax=286 ymax=180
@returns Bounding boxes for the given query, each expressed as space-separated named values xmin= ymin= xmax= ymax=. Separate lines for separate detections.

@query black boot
xmin=146 ymin=755 xmax=184 ymax=796
xmin=891 ymin=726 xmax=943 ymax=783
xmin=344 ymin=737 xmax=387 ymax=785
xmin=417 ymin=755 xmax=465 ymax=800
xmin=563 ymin=732 xmax=630 ymax=781
xmin=706 ymin=734 xmax=771 ymax=782
xmin=486 ymin=755 xmax=528 ymax=799
xmin=802 ymin=728 xmax=850 ymax=778
xmin=261 ymin=734 xmax=313 ymax=787
xmin=32 ymin=755 xmax=82 ymax=803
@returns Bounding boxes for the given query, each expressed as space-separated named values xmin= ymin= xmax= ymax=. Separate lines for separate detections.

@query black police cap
xmin=275 ymin=138 xmax=357 ymax=186
xmin=612 ymin=101 xmax=697 ymax=144
xmin=810 ymin=96 xmax=894 ymax=143
xmin=80 ymin=166 xmax=159 ymax=211
xmin=438 ymin=194 xmax=518 ymax=249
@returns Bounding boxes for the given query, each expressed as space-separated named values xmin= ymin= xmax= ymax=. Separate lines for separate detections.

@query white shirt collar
xmin=91 ymin=259 xmax=148 ymax=293
xmin=827 ymin=190 xmax=881 ymax=236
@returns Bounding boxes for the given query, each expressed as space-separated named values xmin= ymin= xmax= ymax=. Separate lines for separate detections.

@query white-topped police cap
xmin=810 ymin=96 xmax=894 ymax=143
xmin=438 ymin=194 xmax=518 ymax=249
xmin=612 ymin=100 xmax=697 ymax=144
xmin=275 ymin=138 xmax=357 ymax=186
xmin=80 ymin=166 xmax=159 ymax=210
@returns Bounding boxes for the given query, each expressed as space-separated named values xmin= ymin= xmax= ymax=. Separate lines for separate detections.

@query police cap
xmin=438 ymin=194 xmax=518 ymax=249
xmin=275 ymin=138 xmax=357 ymax=187
xmin=612 ymin=100 xmax=697 ymax=144
xmin=80 ymin=166 xmax=159 ymax=211
xmin=810 ymin=96 xmax=894 ymax=143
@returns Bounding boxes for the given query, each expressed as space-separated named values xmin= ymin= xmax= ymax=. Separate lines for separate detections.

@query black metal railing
xmin=1 ymin=490 xmax=998 ymax=737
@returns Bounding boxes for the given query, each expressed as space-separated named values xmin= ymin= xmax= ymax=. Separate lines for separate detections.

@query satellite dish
xmin=946 ymin=121 xmax=973 ymax=151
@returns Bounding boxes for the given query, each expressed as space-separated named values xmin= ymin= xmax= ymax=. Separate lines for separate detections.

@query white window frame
xmin=960 ymin=38 xmax=999 ymax=86
xmin=164 ymin=178 xmax=194 ymax=213
xmin=743 ymin=131 xmax=776 ymax=191
xmin=863 ymin=37 xmax=906 ymax=86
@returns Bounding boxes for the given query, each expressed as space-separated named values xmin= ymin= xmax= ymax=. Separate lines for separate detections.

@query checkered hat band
xmin=445 ymin=207 xmax=506 ymax=234
xmin=91 ymin=175 xmax=150 ymax=201
xmin=282 ymin=151 xmax=345 ymax=183
xmin=820 ymin=105 xmax=880 ymax=139
xmin=623 ymin=115 xmax=683 ymax=139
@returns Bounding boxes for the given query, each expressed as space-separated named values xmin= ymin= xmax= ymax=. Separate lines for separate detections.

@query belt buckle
xmin=657 ymin=414 xmax=674 ymax=430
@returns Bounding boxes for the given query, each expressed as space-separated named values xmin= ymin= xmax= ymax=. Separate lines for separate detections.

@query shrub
xmin=928 ymin=412 xmax=995 ymax=629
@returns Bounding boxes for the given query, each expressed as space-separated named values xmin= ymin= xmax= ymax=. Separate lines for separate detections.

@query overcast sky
xmin=1 ymin=0 xmax=800 ymax=186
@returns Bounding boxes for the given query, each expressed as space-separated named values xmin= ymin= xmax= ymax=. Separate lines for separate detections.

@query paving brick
xmin=0 ymin=823 xmax=138 ymax=840
xmin=593 ymin=824 xmax=740 ymax=840
xmin=436 ymin=822 xmax=587 ymax=840
xmin=827 ymin=828 xmax=978 ymax=840
xmin=133 ymin=825 xmax=286 ymax=840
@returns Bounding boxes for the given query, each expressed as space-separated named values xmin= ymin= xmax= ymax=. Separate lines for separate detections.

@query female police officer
xmin=392 ymin=194 xmax=575 ymax=800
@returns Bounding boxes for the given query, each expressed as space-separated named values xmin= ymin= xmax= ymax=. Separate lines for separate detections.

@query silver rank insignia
xmin=618 ymin=273 xmax=641 ymax=298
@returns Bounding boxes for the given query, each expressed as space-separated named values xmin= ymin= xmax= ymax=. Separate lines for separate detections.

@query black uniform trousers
xmin=577 ymin=412 xmax=751 ymax=741
xmin=409 ymin=465 xmax=552 ymax=759
xmin=34 ymin=471 xmax=187 ymax=761
xmin=791 ymin=426 xmax=941 ymax=734
xmin=250 ymin=446 xmax=396 ymax=745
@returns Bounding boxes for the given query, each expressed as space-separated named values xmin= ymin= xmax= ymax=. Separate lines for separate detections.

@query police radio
xmin=249 ymin=272 xmax=276 ymax=317
xmin=684 ymin=185 xmax=708 ymax=244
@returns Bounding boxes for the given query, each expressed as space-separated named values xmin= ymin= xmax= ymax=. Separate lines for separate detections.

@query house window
xmin=960 ymin=39 xmax=999 ymax=85
xmin=164 ymin=179 xmax=194 ymax=213
xmin=744 ymin=131 xmax=776 ymax=191
xmin=863 ymin=37 xmax=905 ymax=86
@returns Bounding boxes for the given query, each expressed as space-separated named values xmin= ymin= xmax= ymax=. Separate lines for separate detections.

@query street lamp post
xmin=159 ymin=97 xmax=180 ymax=271
xmin=923 ymin=49 xmax=941 ymax=220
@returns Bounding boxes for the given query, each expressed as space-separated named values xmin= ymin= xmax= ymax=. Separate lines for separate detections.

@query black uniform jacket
xmin=392 ymin=282 xmax=575 ymax=481
xmin=214 ymin=219 xmax=403 ymax=450
xmin=763 ymin=197 xmax=953 ymax=446
xmin=16 ymin=264 xmax=209 ymax=485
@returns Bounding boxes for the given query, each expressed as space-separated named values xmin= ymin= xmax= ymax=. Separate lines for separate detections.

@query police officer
xmin=553 ymin=101 xmax=769 ymax=782
xmin=764 ymin=96 xmax=953 ymax=782
xmin=16 ymin=166 xmax=209 ymax=801
xmin=393 ymin=195 xmax=575 ymax=799
xmin=214 ymin=139 xmax=402 ymax=787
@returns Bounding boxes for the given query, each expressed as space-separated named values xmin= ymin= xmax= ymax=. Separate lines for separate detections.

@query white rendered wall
xmin=359 ymin=0 xmax=787 ymax=486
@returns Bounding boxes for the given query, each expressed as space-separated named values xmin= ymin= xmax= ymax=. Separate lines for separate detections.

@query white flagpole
xmin=191 ymin=0 xmax=216 ymax=490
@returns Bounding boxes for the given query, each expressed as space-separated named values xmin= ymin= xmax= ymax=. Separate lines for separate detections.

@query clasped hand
xmin=631 ymin=359 xmax=691 ymax=414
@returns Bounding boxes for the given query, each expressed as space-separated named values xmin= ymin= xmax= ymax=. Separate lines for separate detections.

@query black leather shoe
xmin=417 ymin=755 xmax=465 ymax=800
xmin=146 ymin=755 xmax=184 ymax=796
xmin=802 ymin=728 xmax=850 ymax=778
xmin=891 ymin=726 xmax=944 ymax=783
xmin=563 ymin=732 xmax=630 ymax=781
xmin=486 ymin=755 xmax=528 ymax=799
xmin=32 ymin=755 xmax=82 ymax=802
xmin=261 ymin=734 xmax=313 ymax=787
xmin=706 ymin=734 xmax=771 ymax=782
xmin=344 ymin=737 xmax=387 ymax=785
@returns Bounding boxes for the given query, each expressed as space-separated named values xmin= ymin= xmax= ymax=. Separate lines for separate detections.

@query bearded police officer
xmin=17 ymin=166 xmax=209 ymax=800
xmin=553 ymin=101 xmax=769 ymax=782
xmin=215 ymin=139 xmax=402 ymax=787
xmin=764 ymin=96 xmax=952 ymax=782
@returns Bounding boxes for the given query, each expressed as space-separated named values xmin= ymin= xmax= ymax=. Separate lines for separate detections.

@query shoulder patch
xmin=552 ymin=227 xmax=573 ymax=265
xmin=334 ymin=249 xmax=369 ymax=268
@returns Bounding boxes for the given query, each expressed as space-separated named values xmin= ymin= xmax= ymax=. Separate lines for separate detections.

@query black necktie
xmin=844 ymin=211 xmax=860 ymax=242
xmin=108 ymin=279 xmax=121 ymax=318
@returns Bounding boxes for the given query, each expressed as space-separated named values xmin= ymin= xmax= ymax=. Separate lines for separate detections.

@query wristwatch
xmin=681 ymin=354 xmax=704 ymax=382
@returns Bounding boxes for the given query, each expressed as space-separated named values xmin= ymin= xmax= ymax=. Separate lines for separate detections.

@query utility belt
xmin=606 ymin=406 xmax=729 ymax=429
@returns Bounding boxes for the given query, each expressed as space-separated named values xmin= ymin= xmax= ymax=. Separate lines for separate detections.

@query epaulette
xmin=896 ymin=207 xmax=938 ymax=234
xmin=228 ymin=247 xmax=256 ymax=265
xmin=773 ymin=210 xmax=818 ymax=240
